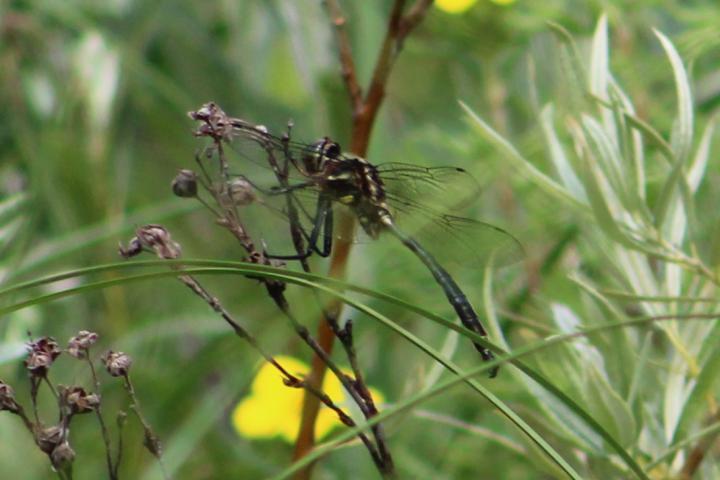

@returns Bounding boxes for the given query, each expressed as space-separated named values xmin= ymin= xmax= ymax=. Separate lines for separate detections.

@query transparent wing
xmin=387 ymin=197 xmax=524 ymax=268
xmin=222 ymin=134 xmax=310 ymax=185
xmin=206 ymin=121 xmax=522 ymax=265
xmin=377 ymin=162 xmax=482 ymax=212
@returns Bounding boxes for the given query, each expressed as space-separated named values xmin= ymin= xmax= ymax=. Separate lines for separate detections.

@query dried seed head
xmin=25 ymin=337 xmax=61 ymax=377
xmin=143 ymin=428 xmax=163 ymax=458
xmin=102 ymin=350 xmax=132 ymax=377
xmin=172 ymin=169 xmax=198 ymax=198
xmin=50 ymin=441 xmax=75 ymax=470
xmin=225 ymin=177 xmax=257 ymax=207
xmin=188 ymin=102 xmax=233 ymax=140
xmin=60 ymin=386 xmax=100 ymax=415
xmin=0 ymin=380 xmax=19 ymax=413
xmin=36 ymin=425 xmax=64 ymax=454
xmin=137 ymin=225 xmax=182 ymax=259
xmin=120 ymin=225 xmax=182 ymax=260
xmin=67 ymin=330 xmax=98 ymax=359
xmin=118 ymin=236 xmax=143 ymax=258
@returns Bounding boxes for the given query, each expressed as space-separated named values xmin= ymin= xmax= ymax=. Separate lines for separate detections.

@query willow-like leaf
xmin=539 ymin=105 xmax=587 ymax=202
xmin=460 ymin=101 xmax=584 ymax=211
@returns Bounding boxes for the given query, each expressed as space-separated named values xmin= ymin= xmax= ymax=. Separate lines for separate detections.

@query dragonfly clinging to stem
xmin=189 ymin=102 xmax=523 ymax=377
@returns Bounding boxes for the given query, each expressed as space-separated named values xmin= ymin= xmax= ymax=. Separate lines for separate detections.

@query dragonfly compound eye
xmin=323 ymin=141 xmax=341 ymax=158
xmin=303 ymin=138 xmax=340 ymax=173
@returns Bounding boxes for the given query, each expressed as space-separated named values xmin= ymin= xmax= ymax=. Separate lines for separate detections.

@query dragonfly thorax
xmin=303 ymin=138 xmax=392 ymax=239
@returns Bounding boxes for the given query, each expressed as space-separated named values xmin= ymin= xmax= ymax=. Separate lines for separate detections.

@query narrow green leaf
xmin=539 ymin=105 xmax=587 ymax=202
xmin=671 ymin=320 xmax=720 ymax=443
xmin=581 ymin=114 xmax=637 ymax=212
xmin=460 ymin=101 xmax=585 ymax=210
xmin=546 ymin=21 xmax=588 ymax=111
xmin=589 ymin=15 xmax=609 ymax=100
xmin=654 ymin=29 xmax=694 ymax=164
xmin=583 ymin=367 xmax=637 ymax=447
xmin=622 ymin=111 xmax=675 ymax=164
xmin=653 ymin=29 xmax=695 ymax=232
xmin=688 ymin=115 xmax=717 ymax=191
xmin=608 ymin=80 xmax=646 ymax=200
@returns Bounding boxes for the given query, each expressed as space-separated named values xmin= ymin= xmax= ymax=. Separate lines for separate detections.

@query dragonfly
xmin=190 ymin=103 xmax=523 ymax=376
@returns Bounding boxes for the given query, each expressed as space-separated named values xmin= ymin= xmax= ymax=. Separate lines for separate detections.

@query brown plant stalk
xmin=293 ymin=1 xmax=436 ymax=478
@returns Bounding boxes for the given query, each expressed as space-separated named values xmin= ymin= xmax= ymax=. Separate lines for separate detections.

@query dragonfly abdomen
xmin=384 ymin=220 xmax=498 ymax=377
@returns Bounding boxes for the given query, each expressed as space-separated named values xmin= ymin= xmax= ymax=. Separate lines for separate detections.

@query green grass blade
xmin=0 ymin=263 xmax=583 ymax=479
xmin=3 ymin=260 xmax=685 ymax=479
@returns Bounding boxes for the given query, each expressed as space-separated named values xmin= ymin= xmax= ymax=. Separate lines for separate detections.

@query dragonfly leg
xmin=266 ymin=182 xmax=316 ymax=195
xmin=264 ymin=194 xmax=334 ymax=260
xmin=306 ymin=195 xmax=333 ymax=258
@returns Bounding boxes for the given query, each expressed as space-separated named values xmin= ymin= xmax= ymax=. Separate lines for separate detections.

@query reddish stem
xmin=293 ymin=2 xmax=435 ymax=478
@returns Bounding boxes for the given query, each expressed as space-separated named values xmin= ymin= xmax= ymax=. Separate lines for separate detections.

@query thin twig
xmin=398 ymin=0 xmax=434 ymax=40
xmin=113 ymin=411 xmax=127 ymax=479
xmin=122 ymin=374 xmax=169 ymax=480
xmin=178 ymin=270 xmax=385 ymax=467
xmin=323 ymin=0 xmax=363 ymax=110
xmin=86 ymin=357 xmax=116 ymax=480
xmin=679 ymin=409 xmax=720 ymax=480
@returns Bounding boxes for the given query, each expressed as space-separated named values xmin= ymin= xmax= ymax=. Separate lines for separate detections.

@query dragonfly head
xmin=302 ymin=137 xmax=342 ymax=174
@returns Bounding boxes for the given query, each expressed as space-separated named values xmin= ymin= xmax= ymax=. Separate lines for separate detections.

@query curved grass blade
xmin=0 ymin=263 xmax=582 ymax=479
xmin=274 ymin=307 xmax=713 ymax=480
xmin=2 ymin=260 xmax=698 ymax=478
xmin=13 ymin=199 xmax=198 ymax=278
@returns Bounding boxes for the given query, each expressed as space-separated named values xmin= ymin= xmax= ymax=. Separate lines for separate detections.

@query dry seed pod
xmin=172 ymin=169 xmax=198 ymax=198
xmin=25 ymin=337 xmax=61 ymax=377
xmin=67 ymin=331 xmax=99 ymax=359
xmin=102 ymin=351 xmax=132 ymax=377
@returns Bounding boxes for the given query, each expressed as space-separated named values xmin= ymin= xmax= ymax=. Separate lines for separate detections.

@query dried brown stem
xmin=122 ymin=374 xmax=169 ymax=480
xmin=86 ymin=357 xmax=116 ymax=480
xmin=176 ymin=270 xmax=372 ymax=438
xmin=323 ymin=0 xmax=363 ymax=110
xmin=679 ymin=409 xmax=720 ymax=480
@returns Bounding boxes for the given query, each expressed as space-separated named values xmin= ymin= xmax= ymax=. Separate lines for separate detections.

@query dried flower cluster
xmin=67 ymin=330 xmax=99 ymax=359
xmin=102 ymin=351 xmax=132 ymax=377
xmin=0 ymin=330 xmax=159 ymax=478
xmin=119 ymin=224 xmax=181 ymax=260
xmin=25 ymin=336 xmax=61 ymax=376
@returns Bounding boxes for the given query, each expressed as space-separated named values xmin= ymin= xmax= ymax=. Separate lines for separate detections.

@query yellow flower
xmin=436 ymin=0 xmax=515 ymax=13
xmin=232 ymin=356 xmax=384 ymax=442
xmin=435 ymin=0 xmax=478 ymax=13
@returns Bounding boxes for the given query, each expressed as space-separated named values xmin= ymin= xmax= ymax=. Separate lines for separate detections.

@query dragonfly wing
xmin=377 ymin=162 xmax=482 ymax=213
xmin=388 ymin=199 xmax=524 ymax=269
xmin=223 ymin=135 xmax=310 ymax=184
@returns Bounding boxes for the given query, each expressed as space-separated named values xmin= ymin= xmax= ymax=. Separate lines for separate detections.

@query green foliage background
xmin=1 ymin=1 xmax=720 ymax=479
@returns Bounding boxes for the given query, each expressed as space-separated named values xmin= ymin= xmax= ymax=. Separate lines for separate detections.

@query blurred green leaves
xmin=2 ymin=1 xmax=720 ymax=479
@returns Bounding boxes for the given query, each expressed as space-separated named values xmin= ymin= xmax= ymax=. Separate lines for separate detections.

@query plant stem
xmin=293 ymin=1 xmax=434 ymax=478
xmin=87 ymin=357 xmax=116 ymax=480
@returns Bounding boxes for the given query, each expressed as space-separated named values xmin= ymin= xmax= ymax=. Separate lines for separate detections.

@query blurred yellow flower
xmin=436 ymin=0 xmax=478 ymax=13
xmin=232 ymin=356 xmax=384 ymax=442
xmin=436 ymin=0 xmax=515 ymax=13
